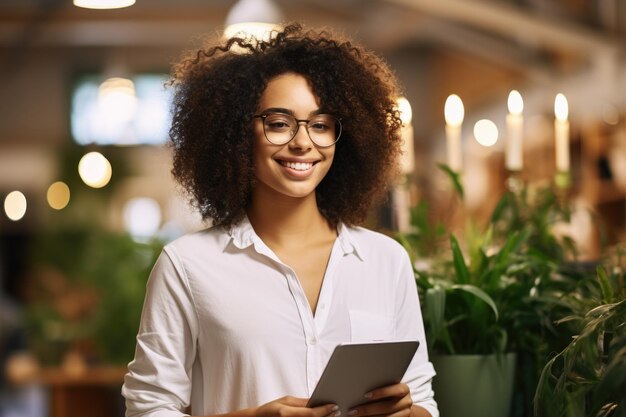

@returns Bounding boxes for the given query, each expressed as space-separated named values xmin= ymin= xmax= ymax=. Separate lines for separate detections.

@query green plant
xmin=23 ymin=226 xmax=162 ymax=365
xmin=397 ymin=166 xmax=583 ymax=416
xmin=398 ymin=167 xmax=575 ymax=355
xmin=534 ymin=258 xmax=626 ymax=417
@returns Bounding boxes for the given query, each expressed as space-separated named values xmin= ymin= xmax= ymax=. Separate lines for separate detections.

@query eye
xmin=264 ymin=114 xmax=294 ymax=131
xmin=309 ymin=116 xmax=334 ymax=133
xmin=309 ymin=122 xmax=330 ymax=132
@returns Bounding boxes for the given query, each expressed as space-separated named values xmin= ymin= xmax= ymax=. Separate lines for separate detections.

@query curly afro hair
xmin=169 ymin=23 xmax=404 ymax=228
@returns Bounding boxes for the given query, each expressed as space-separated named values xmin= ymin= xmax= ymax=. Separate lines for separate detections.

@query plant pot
xmin=431 ymin=352 xmax=516 ymax=417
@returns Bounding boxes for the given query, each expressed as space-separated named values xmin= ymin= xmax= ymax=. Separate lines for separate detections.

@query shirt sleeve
xmin=394 ymin=249 xmax=439 ymax=417
xmin=122 ymin=248 xmax=199 ymax=417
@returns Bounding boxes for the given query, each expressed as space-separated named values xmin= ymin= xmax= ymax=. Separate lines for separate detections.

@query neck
xmin=247 ymin=186 xmax=334 ymax=247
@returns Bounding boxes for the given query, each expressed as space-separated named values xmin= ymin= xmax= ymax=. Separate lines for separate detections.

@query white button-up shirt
xmin=122 ymin=218 xmax=438 ymax=417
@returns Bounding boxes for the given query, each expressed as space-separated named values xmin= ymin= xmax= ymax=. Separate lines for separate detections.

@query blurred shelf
xmin=38 ymin=366 xmax=127 ymax=417
xmin=39 ymin=365 xmax=127 ymax=386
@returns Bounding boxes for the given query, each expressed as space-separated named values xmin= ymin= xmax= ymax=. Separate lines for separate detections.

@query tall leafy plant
xmin=534 ymin=258 xmax=626 ymax=417
xmin=398 ymin=166 xmax=575 ymax=355
xmin=397 ymin=167 xmax=582 ymax=416
xmin=24 ymin=226 xmax=162 ymax=365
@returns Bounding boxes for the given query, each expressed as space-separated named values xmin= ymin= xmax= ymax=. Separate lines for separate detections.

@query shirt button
xmin=309 ymin=337 xmax=317 ymax=345
xmin=319 ymin=303 xmax=326 ymax=309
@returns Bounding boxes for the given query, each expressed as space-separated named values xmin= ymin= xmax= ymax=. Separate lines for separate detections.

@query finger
xmin=365 ymin=383 xmax=411 ymax=401
xmin=364 ymin=408 xmax=412 ymax=417
xmin=310 ymin=404 xmax=340 ymax=417
xmin=348 ymin=394 xmax=412 ymax=417
xmin=282 ymin=398 xmax=337 ymax=417
xmin=279 ymin=396 xmax=310 ymax=407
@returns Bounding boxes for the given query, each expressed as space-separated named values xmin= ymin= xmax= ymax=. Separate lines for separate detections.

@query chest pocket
xmin=349 ymin=309 xmax=395 ymax=343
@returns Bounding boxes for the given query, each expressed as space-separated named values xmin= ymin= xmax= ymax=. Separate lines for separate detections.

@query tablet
xmin=306 ymin=341 xmax=419 ymax=413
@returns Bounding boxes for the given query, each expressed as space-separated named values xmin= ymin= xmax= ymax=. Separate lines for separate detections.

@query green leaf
xmin=425 ymin=286 xmax=446 ymax=349
xmin=596 ymin=266 xmax=614 ymax=304
xmin=450 ymin=235 xmax=470 ymax=284
xmin=450 ymin=284 xmax=499 ymax=321
xmin=437 ymin=163 xmax=464 ymax=198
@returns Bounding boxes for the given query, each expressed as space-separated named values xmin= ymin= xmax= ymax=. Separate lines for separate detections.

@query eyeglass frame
xmin=253 ymin=112 xmax=342 ymax=148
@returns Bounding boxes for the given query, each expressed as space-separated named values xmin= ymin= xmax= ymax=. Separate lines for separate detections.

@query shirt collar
xmin=227 ymin=215 xmax=364 ymax=261
xmin=227 ymin=215 xmax=257 ymax=250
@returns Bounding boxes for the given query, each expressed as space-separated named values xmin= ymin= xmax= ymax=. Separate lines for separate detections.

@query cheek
xmin=323 ymin=150 xmax=336 ymax=170
xmin=252 ymin=133 xmax=270 ymax=165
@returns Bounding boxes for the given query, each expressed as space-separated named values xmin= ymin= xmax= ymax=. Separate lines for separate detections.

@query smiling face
xmin=252 ymin=72 xmax=336 ymax=201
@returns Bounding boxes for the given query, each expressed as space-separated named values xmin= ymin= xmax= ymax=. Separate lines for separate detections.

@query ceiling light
xmin=73 ymin=0 xmax=136 ymax=10
xmin=396 ymin=97 xmax=413 ymax=125
xmin=99 ymin=77 xmax=138 ymax=124
xmin=224 ymin=0 xmax=283 ymax=42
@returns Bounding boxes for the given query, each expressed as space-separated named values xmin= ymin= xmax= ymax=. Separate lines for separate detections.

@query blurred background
xmin=0 ymin=1 xmax=624 ymax=416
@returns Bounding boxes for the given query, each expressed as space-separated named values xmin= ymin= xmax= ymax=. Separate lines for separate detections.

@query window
xmin=70 ymin=74 xmax=172 ymax=146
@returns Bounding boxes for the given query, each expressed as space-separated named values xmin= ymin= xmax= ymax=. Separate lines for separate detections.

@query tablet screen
xmin=306 ymin=341 xmax=419 ymax=413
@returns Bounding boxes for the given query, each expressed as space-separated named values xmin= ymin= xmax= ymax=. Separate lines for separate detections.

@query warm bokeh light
xmin=47 ymin=181 xmax=71 ymax=210
xmin=473 ymin=119 xmax=499 ymax=147
xmin=123 ymin=197 xmax=162 ymax=240
xmin=397 ymin=96 xmax=413 ymax=125
xmin=444 ymin=94 xmax=464 ymax=127
xmin=223 ymin=23 xmax=282 ymax=43
xmin=98 ymin=77 xmax=138 ymax=124
xmin=4 ymin=191 xmax=27 ymax=221
xmin=73 ymin=0 xmax=135 ymax=9
xmin=78 ymin=152 xmax=112 ymax=188
xmin=554 ymin=93 xmax=569 ymax=121
xmin=602 ymin=103 xmax=619 ymax=125
xmin=507 ymin=90 xmax=524 ymax=115
xmin=224 ymin=0 xmax=282 ymax=42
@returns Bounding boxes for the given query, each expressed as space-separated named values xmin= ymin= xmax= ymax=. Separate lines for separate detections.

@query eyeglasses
xmin=253 ymin=112 xmax=342 ymax=148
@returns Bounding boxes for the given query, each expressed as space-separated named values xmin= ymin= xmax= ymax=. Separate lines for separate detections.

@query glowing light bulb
xmin=123 ymin=197 xmax=162 ymax=240
xmin=507 ymin=90 xmax=524 ymax=115
xmin=505 ymin=90 xmax=524 ymax=171
xmin=224 ymin=0 xmax=283 ymax=43
xmin=554 ymin=93 xmax=569 ymax=121
xmin=4 ymin=191 xmax=27 ymax=221
xmin=47 ymin=182 xmax=71 ymax=210
xmin=78 ymin=152 xmax=112 ymax=188
xmin=73 ymin=0 xmax=135 ymax=9
xmin=444 ymin=94 xmax=464 ymax=127
xmin=473 ymin=119 xmax=499 ymax=147
xmin=99 ymin=77 xmax=137 ymax=123
xmin=397 ymin=96 xmax=413 ymax=125
xmin=554 ymin=93 xmax=570 ymax=173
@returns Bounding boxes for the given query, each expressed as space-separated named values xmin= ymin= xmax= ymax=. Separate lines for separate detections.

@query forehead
xmin=258 ymin=72 xmax=321 ymax=111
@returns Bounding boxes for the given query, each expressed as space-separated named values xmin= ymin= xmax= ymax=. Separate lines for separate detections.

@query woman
xmin=122 ymin=23 xmax=438 ymax=417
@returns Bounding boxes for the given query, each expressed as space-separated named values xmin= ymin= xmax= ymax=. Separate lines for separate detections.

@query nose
xmin=289 ymin=121 xmax=313 ymax=150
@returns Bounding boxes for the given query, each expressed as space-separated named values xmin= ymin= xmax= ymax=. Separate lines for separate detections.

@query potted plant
xmin=396 ymin=167 xmax=578 ymax=417
xmin=534 ymin=256 xmax=626 ymax=417
xmin=23 ymin=226 xmax=162 ymax=366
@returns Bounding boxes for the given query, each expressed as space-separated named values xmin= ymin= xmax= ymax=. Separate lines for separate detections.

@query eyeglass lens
xmin=262 ymin=113 xmax=340 ymax=147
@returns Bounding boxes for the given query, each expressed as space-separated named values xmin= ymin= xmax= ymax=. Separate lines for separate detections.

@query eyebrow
xmin=258 ymin=107 xmax=325 ymax=117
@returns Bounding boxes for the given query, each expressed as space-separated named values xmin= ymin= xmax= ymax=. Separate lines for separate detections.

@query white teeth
xmin=281 ymin=161 xmax=314 ymax=171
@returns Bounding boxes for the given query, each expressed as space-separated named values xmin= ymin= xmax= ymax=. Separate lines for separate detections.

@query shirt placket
xmin=282 ymin=266 xmax=320 ymax=394
xmin=251 ymin=235 xmax=345 ymax=395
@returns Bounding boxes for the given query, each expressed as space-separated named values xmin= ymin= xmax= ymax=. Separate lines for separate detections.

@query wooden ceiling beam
xmin=383 ymin=0 xmax=620 ymax=55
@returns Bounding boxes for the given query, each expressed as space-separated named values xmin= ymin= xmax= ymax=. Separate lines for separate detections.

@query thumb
xmin=280 ymin=396 xmax=309 ymax=407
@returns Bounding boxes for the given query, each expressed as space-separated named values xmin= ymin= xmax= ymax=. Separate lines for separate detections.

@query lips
xmin=276 ymin=159 xmax=318 ymax=171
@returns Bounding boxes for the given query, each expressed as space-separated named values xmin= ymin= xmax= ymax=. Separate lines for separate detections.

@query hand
xmin=255 ymin=396 xmax=339 ymax=417
xmin=347 ymin=383 xmax=413 ymax=417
